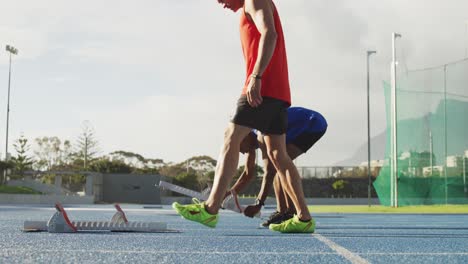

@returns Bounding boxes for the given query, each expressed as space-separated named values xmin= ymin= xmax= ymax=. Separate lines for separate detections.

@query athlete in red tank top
xmin=172 ymin=1 xmax=315 ymax=234
xmin=240 ymin=2 xmax=291 ymax=105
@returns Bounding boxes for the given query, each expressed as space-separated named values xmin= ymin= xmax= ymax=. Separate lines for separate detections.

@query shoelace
xmin=179 ymin=198 xmax=203 ymax=213
xmin=282 ymin=218 xmax=295 ymax=230
xmin=192 ymin=197 xmax=202 ymax=204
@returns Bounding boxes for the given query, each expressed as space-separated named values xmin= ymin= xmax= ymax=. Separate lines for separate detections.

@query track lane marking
xmin=0 ymin=249 xmax=343 ymax=255
xmin=314 ymin=234 xmax=370 ymax=264
xmin=2 ymin=249 xmax=468 ymax=256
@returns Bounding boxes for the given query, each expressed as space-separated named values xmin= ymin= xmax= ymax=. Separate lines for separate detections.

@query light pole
xmin=463 ymin=154 xmax=466 ymax=195
xmin=465 ymin=21 xmax=468 ymax=59
xmin=367 ymin=50 xmax=376 ymax=207
xmin=4 ymin=45 xmax=18 ymax=167
xmin=391 ymin=33 xmax=401 ymax=207
xmin=463 ymin=151 xmax=467 ymax=196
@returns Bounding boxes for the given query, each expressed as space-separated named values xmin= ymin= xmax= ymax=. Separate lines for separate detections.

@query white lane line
xmin=2 ymin=249 xmax=468 ymax=256
xmin=365 ymin=253 xmax=468 ymax=255
xmin=318 ymin=223 xmax=466 ymax=226
xmin=0 ymin=249 xmax=338 ymax=255
xmin=314 ymin=234 xmax=370 ymax=264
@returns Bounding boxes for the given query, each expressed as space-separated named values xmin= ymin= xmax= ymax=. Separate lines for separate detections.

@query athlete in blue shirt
xmin=224 ymin=107 xmax=327 ymax=227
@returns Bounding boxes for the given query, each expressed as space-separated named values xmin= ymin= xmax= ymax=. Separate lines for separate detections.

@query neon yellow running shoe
xmin=172 ymin=199 xmax=218 ymax=228
xmin=269 ymin=215 xmax=315 ymax=233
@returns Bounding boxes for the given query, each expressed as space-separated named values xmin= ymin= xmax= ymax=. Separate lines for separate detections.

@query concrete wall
xmin=98 ymin=174 xmax=161 ymax=204
xmin=2 ymin=173 xmax=162 ymax=205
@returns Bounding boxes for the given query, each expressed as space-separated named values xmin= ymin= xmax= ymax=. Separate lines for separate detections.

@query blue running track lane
xmin=0 ymin=205 xmax=467 ymax=263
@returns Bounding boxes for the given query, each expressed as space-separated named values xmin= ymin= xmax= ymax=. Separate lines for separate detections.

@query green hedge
xmin=0 ymin=185 xmax=42 ymax=194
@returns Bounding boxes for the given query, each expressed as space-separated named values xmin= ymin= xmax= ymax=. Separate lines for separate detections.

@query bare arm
xmin=245 ymin=0 xmax=278 ymax=76
xmin=244 ymin=0 xmax=278 ymax=107
xmin=256 ymin=156 xmax=276 ymax=204
xmin=243 ymin=134 xmax=277 ymax=217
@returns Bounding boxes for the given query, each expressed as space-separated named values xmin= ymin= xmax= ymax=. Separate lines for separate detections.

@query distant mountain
xmin=335 ymin=131 xmax=386 ymax=166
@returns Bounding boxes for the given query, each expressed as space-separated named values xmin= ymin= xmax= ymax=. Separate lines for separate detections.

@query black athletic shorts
xmin=231 ymin=96 xmax=288 ymax=135
xmin=291 ymin=130 xmax=326 ymax=153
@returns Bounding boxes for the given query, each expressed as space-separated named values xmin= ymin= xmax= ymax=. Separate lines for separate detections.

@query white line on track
xmin=0 ymin=249 xmax=344 ymax=255
xmin=364 ymin=253 xmax=468 ymax=255
xmin=2 ymin=249 xmax=468 ymax=256
xmin=314 ymin=234 xmax=370 ymax=264
xmin=318 ymin=223 xmax=466 ymax=226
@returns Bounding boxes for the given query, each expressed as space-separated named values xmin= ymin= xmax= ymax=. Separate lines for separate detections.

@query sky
xmin=0 ymin=0 xmax=467 ymax=166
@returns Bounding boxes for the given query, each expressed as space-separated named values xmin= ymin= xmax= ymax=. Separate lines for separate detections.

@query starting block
xmin=157 ymin=181 xmax=260 ymax=217
xmin=158 ymin=181 xmax=209 ymax=201
xmin=23 ymin=203 xmax=178 ymax=233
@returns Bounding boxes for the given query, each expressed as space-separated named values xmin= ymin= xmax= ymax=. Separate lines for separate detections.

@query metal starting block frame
xmin=158 ymin=180 xmax=209 ymax=200
xmin=23 ymin=203 xmax=178 ymax=233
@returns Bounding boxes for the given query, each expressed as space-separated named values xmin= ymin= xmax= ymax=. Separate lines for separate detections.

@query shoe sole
xmin=269 ymin=219 xmax=316 ymax=233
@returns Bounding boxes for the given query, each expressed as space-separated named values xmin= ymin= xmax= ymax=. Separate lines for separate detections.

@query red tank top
xmin=240 ymin=2 xmax=291 ymax=105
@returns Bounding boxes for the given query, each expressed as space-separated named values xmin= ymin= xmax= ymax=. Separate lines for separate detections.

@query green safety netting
xmin=374 ymin=59 xmax=468 ymax=206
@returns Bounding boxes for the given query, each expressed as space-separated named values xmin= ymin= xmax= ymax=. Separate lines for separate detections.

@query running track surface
xmin=1 ymin=205 xmax=467 ymax=264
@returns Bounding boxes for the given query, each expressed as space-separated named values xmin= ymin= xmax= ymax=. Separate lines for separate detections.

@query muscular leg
xmin=273 ymin=175 xmax=287 ymax=213
xmin=205 ymin=123 xmax=251 ymax=215
xmin=263 ymin=134 xmax=311 ymax=221
xmin=282 ymin=144 xmax=304 ymax=214
xmin=276 ymin=175 xmax=296 ymax=214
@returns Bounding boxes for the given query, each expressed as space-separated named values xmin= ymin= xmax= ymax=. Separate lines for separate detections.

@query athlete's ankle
xmin=297 ymin=213 xmax=311 ymax=222
xmin=204 ymin=203 xmax=218 ymax=215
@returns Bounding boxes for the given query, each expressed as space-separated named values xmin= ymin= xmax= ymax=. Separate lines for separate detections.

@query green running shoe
xmin=261 ymin=211 xmax=294 ymax=227
xmin=172 ymin=199 xmax=219 ymax=228
xmin=269 ymin=215 xmax=315 ymax=233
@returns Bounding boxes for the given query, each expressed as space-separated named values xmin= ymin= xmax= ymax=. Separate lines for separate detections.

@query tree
xmin=182 ymin=156 xmax=216 ymax=189
xmin=75 ymin=121 xmax=99 ymax=170
xmin=34 ymin=136 xmax=72 ymax=171
xmin=174 ymin=172 xmax=199 ymax=190
xmin=159 ymin=163 xmax=187 ymax=178
xmin=187 ymin=156 xmax=217 ymax=169
xmin=88 ymin=157 xmax=132 ymax=174
xmin=234 ymin=164 xmax=264 ymax=181
xmin=110 ymin=151 xmax=146 ymax=163
xmin=10 ymin=135 xmax=33 ymax=179
xmin=108 ymin=151 xmax=164 ymax=172
xmin=197 ymin=170 xmax=215 ymax=191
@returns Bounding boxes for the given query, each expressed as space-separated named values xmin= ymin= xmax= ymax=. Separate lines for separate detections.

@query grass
xmin=0 ymin=185 xmax=42 ymax=194
xmin=308 ymin=205 xmax=468 ymax=214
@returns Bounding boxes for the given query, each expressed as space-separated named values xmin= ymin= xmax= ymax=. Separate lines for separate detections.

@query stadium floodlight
xmin=4 ymin=45 xmax=19 ymax=166
xmin=366 ymin=50 xmax=376 ymax=207
xmin=6 ymin=45 xmax=18 ymax=55
xmin=391 ymin=33 xmax=401 ymax=208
